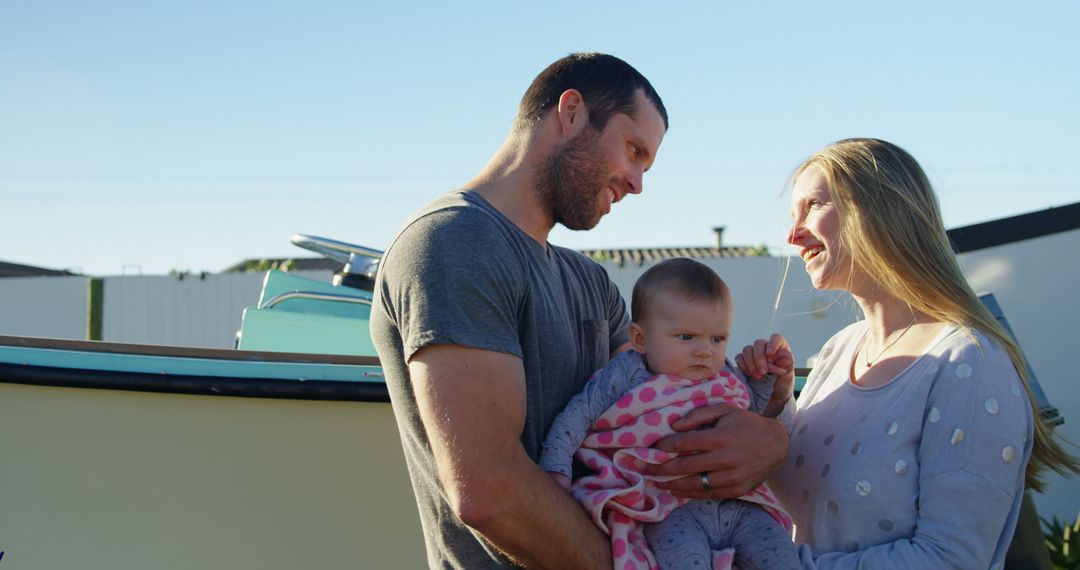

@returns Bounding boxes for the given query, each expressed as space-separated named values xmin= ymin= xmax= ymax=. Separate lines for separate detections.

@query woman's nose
xmin=787 ymin=220 xmax=806 ymax=245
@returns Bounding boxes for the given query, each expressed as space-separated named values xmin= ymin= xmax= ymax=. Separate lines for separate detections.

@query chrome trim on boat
xmin=291 ymin=234 xmax=382 ymax=264
xmin=259 ymin=291 xmax=373 ymax=310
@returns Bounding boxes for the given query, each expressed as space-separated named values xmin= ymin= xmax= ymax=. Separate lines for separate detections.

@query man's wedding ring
xmin=700 ymin=472 xmax=711 ymax=491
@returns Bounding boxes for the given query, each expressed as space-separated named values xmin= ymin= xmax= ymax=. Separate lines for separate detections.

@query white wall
xmin=0 ymin=276 xmax=90 ymax=339
xmin=102 ymin=270 xmax=332 ymax=348
xmin=602 ymin=256 xmax=858 ymax=369
xmin=957 ymin=230 xmax=1080 ymax=523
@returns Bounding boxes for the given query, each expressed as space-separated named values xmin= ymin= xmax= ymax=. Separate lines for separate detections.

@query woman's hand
xmin=736 ymin=334 xmax=795 ymax=417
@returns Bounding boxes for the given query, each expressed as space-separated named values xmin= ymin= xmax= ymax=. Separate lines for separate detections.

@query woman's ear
xmin=628 ymin=322 xmax=647 ymax=354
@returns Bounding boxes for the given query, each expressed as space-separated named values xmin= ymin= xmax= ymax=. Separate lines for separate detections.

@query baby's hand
xmin=549 ymin=472 xmax=572 ymax=491
xmin=735 ymin=333 xmax=795 ymax=387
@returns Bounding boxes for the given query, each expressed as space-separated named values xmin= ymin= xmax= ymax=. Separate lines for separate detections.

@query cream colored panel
xmin=0 ymin=384 xmax=424 ymax=570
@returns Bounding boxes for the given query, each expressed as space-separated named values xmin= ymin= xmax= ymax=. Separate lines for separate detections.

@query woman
xmin=737 ymin=138 xmax=1077 ymax=569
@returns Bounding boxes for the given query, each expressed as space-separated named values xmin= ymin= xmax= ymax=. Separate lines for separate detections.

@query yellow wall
xmin=0 ymin=383 xmax=425 ymax=570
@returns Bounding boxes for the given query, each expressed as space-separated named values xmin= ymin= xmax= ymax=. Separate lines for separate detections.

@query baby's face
xmin=630 ymin=293 xmax=732 ymax=381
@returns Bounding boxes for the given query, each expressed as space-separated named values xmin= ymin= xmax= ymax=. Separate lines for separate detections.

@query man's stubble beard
xmin=536 ymin=126 xmax=612 ymax=232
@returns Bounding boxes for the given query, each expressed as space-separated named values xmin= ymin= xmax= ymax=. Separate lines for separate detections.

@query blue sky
xmin=3 ymin=1 xmax=1078 ymax=275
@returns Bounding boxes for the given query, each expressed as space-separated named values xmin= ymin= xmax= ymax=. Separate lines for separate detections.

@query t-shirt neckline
xmin=461 ymin=189 xmax=557 ymax=265
xmin=845 ymin=322 xmax=957 ymax=391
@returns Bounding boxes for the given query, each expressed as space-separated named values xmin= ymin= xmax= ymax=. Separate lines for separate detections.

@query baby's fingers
xmin=738 ymin=344 xmax=764 ymax=379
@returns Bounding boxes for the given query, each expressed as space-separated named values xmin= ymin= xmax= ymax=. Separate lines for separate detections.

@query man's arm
xmin=410 ymin=344 xmax=611 ymax=569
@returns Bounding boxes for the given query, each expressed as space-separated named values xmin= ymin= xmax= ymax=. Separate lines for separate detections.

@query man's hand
xmin=735 ymin=333 xmax=795 ymax=418
xmin=645 ymin=404 xmax=789 ymax=499
xmin=550 ymin=472 xmax=573 ymax=491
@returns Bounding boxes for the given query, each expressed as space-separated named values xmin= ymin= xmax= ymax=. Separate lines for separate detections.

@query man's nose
xmin=627 ymin=170 xmax=643 ymax=195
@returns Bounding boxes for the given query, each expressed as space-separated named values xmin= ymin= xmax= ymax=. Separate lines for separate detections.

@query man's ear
xmin=555 ymin=89 xmax=588 ymax=137
xmin=628 ymin=322 xmax=647 ymax=354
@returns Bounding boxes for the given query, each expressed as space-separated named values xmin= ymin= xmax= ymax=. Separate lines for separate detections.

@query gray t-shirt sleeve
xmin=539 ymin=351 xmax=648 ymax=478
xmin=378 ymin=206 xmax=527 ymax=361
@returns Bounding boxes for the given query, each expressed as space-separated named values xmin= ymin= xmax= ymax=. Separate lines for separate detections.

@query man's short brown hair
xmin=515 ymin=52 xmax=668 ymax=133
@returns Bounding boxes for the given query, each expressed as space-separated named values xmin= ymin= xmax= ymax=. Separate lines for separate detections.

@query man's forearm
xmin=410 ymin=346 xmax=611 ymax=568
xmin=462 ymin=453 xmax=611 ymax=569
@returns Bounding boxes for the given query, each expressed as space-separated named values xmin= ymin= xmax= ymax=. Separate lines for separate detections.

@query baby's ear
xmin=628 ymin=322 xmax=647 ymax=354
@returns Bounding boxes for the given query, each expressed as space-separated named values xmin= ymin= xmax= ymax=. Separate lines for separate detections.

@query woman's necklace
xmin=863 ymin=314 xmax=917 ymax=368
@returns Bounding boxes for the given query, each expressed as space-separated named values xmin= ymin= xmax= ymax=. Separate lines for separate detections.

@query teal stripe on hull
xmin=0 ymin=346 xmax=381 ymax=383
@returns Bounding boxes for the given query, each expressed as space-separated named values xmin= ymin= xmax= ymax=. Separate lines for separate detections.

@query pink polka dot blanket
xmin=571 ymin=370 xmax=792 ymax=570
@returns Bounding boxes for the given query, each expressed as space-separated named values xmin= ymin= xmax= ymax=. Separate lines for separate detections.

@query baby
xmin=540 ymin=258 xmax=798 ymax=570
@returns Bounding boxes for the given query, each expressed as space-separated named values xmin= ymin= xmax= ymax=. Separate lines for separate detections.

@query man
xmin=370 ymin=52 xmax=788 ymax=569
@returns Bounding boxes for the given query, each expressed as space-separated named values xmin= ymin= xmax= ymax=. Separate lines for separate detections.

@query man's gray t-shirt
xmin=370 ymin=190 xmax=630 ymax=568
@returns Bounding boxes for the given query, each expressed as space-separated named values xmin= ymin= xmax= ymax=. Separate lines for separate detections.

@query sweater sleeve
xmin=799 ymin=333 xmax=1033 ymax=570
xmin=776 ymin=395 xmax=797 ymax=432
xmin=538 ymin=351 xmax=650 ymax=478
xmin=739 ymin=363 xmax=777 ymax=416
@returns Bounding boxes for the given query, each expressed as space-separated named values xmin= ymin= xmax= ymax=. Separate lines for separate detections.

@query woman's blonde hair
xmin=796 ymin=137 xmax=1077 ymax=491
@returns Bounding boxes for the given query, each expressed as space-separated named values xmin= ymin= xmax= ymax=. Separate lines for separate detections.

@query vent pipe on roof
xmin=712 ymin=226 xmax=725 ymax=250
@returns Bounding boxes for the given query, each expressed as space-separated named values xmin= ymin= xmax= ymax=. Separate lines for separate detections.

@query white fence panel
xmin=102 ymin=271 xmax=332 ymax=349
xmin=0 ymin=276 xmax=90 ymax=339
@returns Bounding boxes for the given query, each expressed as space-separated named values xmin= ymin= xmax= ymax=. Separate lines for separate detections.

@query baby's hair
xmin=631 ymin=258 xmax=730 ymax=323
